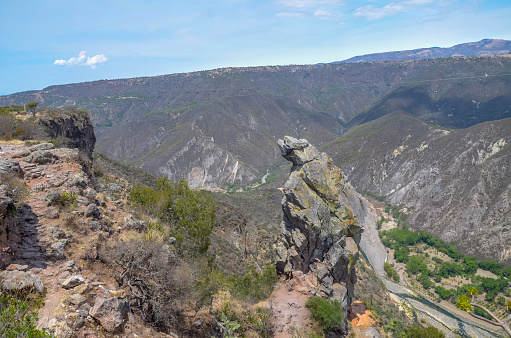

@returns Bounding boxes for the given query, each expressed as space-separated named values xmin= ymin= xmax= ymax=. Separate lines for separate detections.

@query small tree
xmin=26 ymin=102 xmax=39 ymax=114
xmin=456 ymin=287 xmax=511 ymax=337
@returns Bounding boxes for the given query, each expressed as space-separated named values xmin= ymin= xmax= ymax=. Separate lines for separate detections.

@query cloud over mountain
xmin=54 ymin=51 xmax=107 ymax=69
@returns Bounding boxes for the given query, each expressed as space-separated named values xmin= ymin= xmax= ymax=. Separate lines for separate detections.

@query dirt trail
xmin=270 ymin=272 xmax=313 ymax=337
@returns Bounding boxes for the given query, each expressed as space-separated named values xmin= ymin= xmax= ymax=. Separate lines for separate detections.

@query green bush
xmin=0 ymin=294 xmax=52 ymax=337
xmin=402 ymin=324 xmax=445 ymax=337
xmin=384 ymin=262 xmax=400 ymax=282
xmin=60 ymin=191 xmax=77 ymax=208
xmin=230 ymin=264 xmax=278 ymax=302
xmin=305 ymin=296 xmax=343 ymax=333
xmin=130 ymin=177 xmax=216 ymax=256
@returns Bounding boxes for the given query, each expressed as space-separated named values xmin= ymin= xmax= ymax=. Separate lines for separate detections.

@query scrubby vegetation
xmin=380 ymin=227 xmax=511 ymax=326
xmin=305 ymin=296 xmax=344 ymax=334
xmin=130 ymin=177 xmax=216 ymax=256
xmin=0 ymin=293 xmax=52 ymax=337
xmin=95 ymin=175 xmax=280 ymax=336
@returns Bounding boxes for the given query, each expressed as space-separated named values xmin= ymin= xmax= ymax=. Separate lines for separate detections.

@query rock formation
xmin=276 ymin=136 xmax=363 ymax=336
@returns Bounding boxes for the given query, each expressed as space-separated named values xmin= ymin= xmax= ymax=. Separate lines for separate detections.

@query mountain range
xmin=339 ymin=38 xmax=511 ymax=63
xmin=1 ymin=39 xmax=511 ymax=262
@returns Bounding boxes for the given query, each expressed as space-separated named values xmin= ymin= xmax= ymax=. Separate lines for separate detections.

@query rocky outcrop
xmin=0 ymin=269 xmax=44 ymax=293
xmin=89 ymin=296 xmax=130 ymax=332
xmin=38 ymin=112 xmax=96 ymax=158
xmin=276 ymin=136 xmax=363 ymax=337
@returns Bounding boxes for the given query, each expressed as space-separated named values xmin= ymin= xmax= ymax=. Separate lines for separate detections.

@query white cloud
xmin=278 ymin=0 xmax=342 ymax=8
xmin=315 ymin=9 xmax=333 ymax=16
xmin=54 ymin=51 xmax=107 ymax=69
xmin=354 ymin=3 xmax=405 ymax=20
xmin=354 ymin=0 xmax=437 ymax=20
xmin=275 ymin=12 xmax=307 ymax=18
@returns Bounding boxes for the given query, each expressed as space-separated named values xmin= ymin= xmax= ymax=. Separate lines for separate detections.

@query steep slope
xmin=324 ymin=113 xmax=511 ymax=263
xmin=2 ymin=56 xmax=511 ymax=188
xmin=340 ymin=38 xmax=511 ymax=63
xmin=347 ymin=57 xmax=511 ymax=129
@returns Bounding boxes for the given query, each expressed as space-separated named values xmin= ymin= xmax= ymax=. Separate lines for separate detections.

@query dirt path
xmin=270 ymin=272 xmax=313 ymax=337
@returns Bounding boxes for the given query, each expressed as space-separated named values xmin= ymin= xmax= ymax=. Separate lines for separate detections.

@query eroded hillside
xmin=1 ymin=55 xmax=511 ymax=190
xmin=325 ymin=113 xmax=511 ymax=264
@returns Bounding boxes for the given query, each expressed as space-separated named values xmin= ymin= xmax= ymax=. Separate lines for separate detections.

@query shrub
xmin=0 ymin=294 xmax=52 ymax=337
xmin=305 ymin=296 xmax=344 ymax=333
xmin=402 ymin=324 xmax=445 ymax=337
xmin=59 ymin=191 xmax=77 ymax=208
xmin=130 ymin=177 xmax=216 ymax=257
xmin=0 ymin=173 xmax=29 ymax=210
xmin=230 ymin=264 xmax=278 ymax=302
xmin=0 ymin=114 xmax=15 ymax=139
xmin=384 ymin=262 xmax=400 ymax=282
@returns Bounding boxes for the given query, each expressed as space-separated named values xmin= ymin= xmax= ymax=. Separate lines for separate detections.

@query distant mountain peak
xmin=337 ymin=39 xmax=511 ymax=63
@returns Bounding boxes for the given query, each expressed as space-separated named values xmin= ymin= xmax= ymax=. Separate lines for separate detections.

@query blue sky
xmin=1 ymin=0 xmax=510 ymax=95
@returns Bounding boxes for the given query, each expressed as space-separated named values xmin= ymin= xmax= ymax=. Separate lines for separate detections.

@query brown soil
xmin=270 ymin=271 xmax=314 ymax=337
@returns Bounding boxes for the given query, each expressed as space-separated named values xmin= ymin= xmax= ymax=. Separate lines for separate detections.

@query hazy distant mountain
xmin=338 ymin=39 xmax=511 ymax=63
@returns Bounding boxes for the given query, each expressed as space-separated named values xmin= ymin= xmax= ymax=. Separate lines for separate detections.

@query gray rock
xmin=277 ymin=136 xmax=319 ymax=165
xmin=65 ymin=294 xmax=87 ymax=306
xmin=0 ymin=185 xmax=13 ymax=215
xmin=10 ymin=149 xmax=31 ymax=158
xmin=50 ymin=240 xmax=68 ymax=259
xmin=45 ymin=206 xmax=60 ymax=219
xmin=89 ymin=296 xmax=130 ymax=332
xmin=124 ymin=215 xmax=146 ymax=231
xmin=61 ymin=275 xmax=84 ymax=289
xmin=65 ymin=260 xmax=75 ymax=267
xmin=85 ymin=204 xmax=100 ymax=219
xmin=0 ymin=270 xmax=44 ymax=293
xmin=45 ymin=190 xmax=61 ymax=206
xmin=68 ymin=174 xmax=87 ymax=188
xmin=0 ymin=158 xmax=21 ymax=175
xmin=48 ymin=227 xmax=66 ymax=240
xmin=276 ymin=136 xmax=362 ymax=336
xmin=29 ymin=142 xmax=55 ymax=152
xmin=24 ymin=150 xmax=58 ymax=164
xmin=361 ymin=327 xmax=381 ymax=338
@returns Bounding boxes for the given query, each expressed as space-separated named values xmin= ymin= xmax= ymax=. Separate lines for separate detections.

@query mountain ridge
xmin=339 ymin=38 xmax=511 ymax=63
xmin=2 ymin=55 xmax=511 ymax=190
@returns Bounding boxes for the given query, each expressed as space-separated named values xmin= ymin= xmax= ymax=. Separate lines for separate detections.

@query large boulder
xmin=0 ymin=270 xmax=44 ymax=293
xmin=89 ymin=296 xmax=130 ymax=332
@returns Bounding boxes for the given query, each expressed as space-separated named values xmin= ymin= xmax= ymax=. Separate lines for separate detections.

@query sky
xmin=1 ymin=0 xmax=510 ymax=95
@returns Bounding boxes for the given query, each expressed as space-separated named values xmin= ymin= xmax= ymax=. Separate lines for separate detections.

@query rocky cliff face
xmin=325 ymin=113 xmax=511 ymax=264
xmin=275 ymin=136 xmax=364 ymax=336
xmin=37 ymin=111 xmax=96 ymax=158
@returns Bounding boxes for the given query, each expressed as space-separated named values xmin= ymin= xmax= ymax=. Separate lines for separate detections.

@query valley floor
xmin=360 ymin=198 xmax=505 ymax=338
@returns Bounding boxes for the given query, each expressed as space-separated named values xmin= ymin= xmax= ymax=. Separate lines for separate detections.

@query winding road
xmin=358 ymin=197 xmax=504 ymax=338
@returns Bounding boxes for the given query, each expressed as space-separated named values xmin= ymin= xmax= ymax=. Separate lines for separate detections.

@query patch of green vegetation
xmin=380 ymin=227 xmax=511 ymax=307
xmin=384 ymin=262 xmax=400 ymax=282
xmin=305 ymin=296 xmax=344 ymax=334
xmin=402 ymin=324 xmax=445 ymax=337
xmin=0 ymin=294 xmax=52 ymax=337
xmin=197 ymin=264 xmax=278 ymax=306
xmin=130 ymin=177 xmax=216 ymax=256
